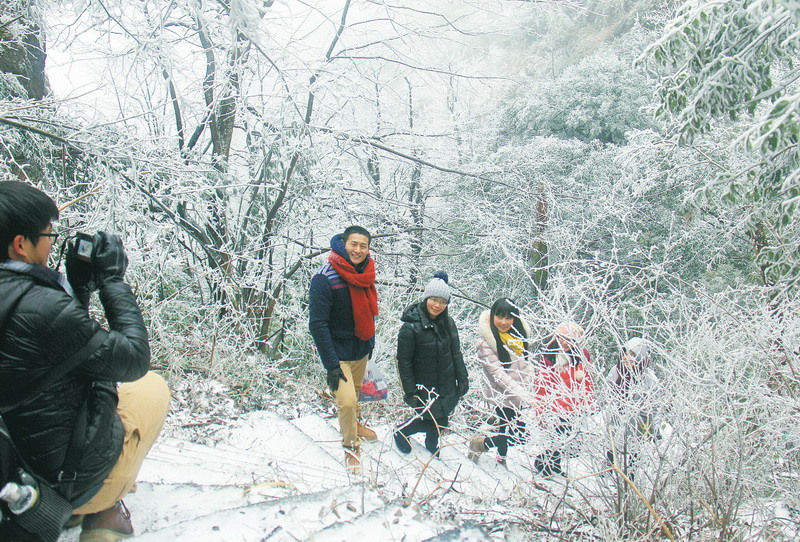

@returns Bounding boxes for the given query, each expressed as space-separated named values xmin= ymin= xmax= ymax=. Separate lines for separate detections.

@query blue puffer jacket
xmin=0 ymin=263 xmax=150 ymax=502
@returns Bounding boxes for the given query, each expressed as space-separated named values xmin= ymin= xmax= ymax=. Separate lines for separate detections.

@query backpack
xmin=0 ymin=281 xmax=105 ymax=541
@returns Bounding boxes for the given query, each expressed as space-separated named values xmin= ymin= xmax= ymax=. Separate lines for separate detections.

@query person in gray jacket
xmin=602 ymin=337 xmax=661 ymax=480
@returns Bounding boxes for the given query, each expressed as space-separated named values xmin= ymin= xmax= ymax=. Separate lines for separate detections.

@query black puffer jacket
xmin=0 ymin=265 xmax=150 ymax=502
xmin=396 ymin=302 xmax=468 ymax=422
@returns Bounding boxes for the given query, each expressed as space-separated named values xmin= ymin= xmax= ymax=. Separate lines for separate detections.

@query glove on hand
xmin=327 ymin=367 xmax=347 ymax=392
xmin=93 ymin=232 xmax=128 ymax=287
xmin=403 ymin=393 xmax=417 ymax=407
xmin=457 ymin=380 xmax=469 ymax=397
xmin=65 ymin=237 xmax=96 ymax=295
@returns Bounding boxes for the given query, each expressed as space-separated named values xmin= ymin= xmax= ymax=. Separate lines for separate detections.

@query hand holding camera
xmin=65 ymin=231 xmax=128 ymax=294
xmin=92 ymin=232 xmax=128 ymax=286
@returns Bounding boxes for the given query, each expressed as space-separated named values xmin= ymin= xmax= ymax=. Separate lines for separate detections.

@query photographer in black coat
xmin=0 ymin=181 xmax=170 ymax=541
xmin=393 ymin=271 xmax=468 ymax=456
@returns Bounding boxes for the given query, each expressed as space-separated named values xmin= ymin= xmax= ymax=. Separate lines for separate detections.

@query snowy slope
xmin=54 ymin=408 xmax=719 ymax=541
xmin=55 ymin=410 xmax=505 ymax=541
xmin=40 ymin=374 xmax=798 ymax=542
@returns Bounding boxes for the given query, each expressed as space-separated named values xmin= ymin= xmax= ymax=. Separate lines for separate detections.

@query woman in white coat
xmin=467 ymin=298 xmax=537 ymax=466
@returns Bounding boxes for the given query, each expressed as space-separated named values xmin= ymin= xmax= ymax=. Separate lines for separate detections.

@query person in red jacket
xmin=532 ymin=321 xmax=593 ymax=477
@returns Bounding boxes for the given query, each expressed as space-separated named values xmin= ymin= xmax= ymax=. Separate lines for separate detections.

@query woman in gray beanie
xmin=394 ymin=271 xmax=469 ymax=456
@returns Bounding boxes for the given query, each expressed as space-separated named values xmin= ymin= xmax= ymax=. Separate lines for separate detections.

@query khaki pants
xmin=73 ymin=371 xmax=170 ymax=514
xmin=334 ymin=356 xmax=368 ymax=448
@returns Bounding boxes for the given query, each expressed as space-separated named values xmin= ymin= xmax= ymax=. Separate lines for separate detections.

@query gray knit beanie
xmin=422 ymin=270 xmax=450 ymax=303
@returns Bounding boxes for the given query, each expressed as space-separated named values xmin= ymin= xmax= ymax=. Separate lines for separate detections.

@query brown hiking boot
xmin=345 ymin=446 xmax=361 ymax=474
xmin=467 ymin=436 xmax=485 ymax=462
xmin=79 ymin=501 xmax=133 ymax=542
xmin=357 ymin=423 xmax=377 ymax=442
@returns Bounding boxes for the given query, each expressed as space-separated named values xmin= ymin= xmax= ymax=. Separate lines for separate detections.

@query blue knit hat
xmin=422 ymin=270 xmax=450 ymax=303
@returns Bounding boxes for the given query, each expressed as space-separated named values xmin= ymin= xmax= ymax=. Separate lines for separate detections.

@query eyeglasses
xmin=428 ymin=298 xmax=448 ymax=306
xmin=30 ymin=232 xmax=60 ymax=243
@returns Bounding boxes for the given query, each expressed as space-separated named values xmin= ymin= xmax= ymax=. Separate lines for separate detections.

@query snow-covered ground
xmin=54 ymin=409 xmax=493 ymax=541
xmin=53 ymin=380 xmax=799 ymax=541
xmin=55 ymin=402 xmax=597 ymax=541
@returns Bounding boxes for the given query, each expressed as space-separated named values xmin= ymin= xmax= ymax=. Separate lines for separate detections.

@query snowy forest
xmin=1 ymin=0 xmax=799 ymax=540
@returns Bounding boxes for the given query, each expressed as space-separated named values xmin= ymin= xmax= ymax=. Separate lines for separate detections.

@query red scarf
xmin=328 ymin=251 xmax=379 ymax=340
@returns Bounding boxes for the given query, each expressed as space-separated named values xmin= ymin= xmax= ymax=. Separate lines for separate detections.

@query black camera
xmin=73 ymin=232 xmax=95 ymax=263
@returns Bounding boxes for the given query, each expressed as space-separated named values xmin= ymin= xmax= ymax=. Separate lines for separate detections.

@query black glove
xmin=457 ymin=380 xmax=469 ymax=397
xmin=403 ymin=392 xmax=417 ymax=407
xmin=327 ymin=367 xmax=347 ymax=392
xmin=92 ymin=232 xmax=128 ymax=287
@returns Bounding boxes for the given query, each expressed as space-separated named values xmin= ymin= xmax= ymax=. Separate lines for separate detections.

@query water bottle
xmin=0 ymin=481 xmax=38 ymax=514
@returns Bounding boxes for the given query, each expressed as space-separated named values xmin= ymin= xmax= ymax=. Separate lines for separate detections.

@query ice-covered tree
xmin=501 ymin=48 xmax=656 ymax=145
xmin=643 ymin=0 xmax=800 ymax=308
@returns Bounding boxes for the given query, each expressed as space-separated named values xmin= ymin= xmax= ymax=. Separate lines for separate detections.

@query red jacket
xmin=535 ymin=348 xmax=593 ymax=415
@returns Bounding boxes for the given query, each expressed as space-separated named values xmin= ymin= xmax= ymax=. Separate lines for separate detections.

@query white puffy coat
xmin=476 ymin=310 xmax=537 ymax=409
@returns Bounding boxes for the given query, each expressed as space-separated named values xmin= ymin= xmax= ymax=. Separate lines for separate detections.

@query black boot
xmin=534 ymin=451 xmax=563 ymax=477
xmin=424 ymin=431 xmax=439 ymax=456
xmin=533 ymin=453 xmax=552 ymax=476
xmin=394 ymin=431 xmax=412 ymax=454
xmin=550 ymin=450 xmax=564 ymax=476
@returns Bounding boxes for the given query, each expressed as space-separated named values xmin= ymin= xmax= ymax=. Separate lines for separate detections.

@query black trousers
xmin=484 ymin=406 xmax=528 ymax=457
xmin=398 ymin=416 xmax=447 ymax=451
xmin=535 ymin=420 xmax=571 ymax=474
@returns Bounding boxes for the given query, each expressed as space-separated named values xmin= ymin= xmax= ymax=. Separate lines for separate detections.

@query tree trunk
xmin=0 ymin=0 xmax=50 ymax=100
xmin=0 ymin=1 xmax=49 ymax=100
xmin=528 ymin=181 xmax=549 ymax=293
xmin=406 ymin=77 xmax=423 ymax=293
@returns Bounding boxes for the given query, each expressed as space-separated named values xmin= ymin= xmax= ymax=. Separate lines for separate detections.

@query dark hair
xmin=489 ymin=297 xmax=528 ymax=365
xmin=0 ymin=181 xmax=59 ymax=260
xmin=343 ymin=225 xmax=372 ymax=244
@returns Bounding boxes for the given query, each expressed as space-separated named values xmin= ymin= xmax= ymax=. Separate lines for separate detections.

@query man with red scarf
xmin=309 ymin=226 xmax=379 ymax=473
